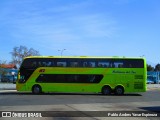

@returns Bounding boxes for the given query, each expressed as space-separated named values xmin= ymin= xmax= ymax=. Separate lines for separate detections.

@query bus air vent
xmin=135 ymin=75 xmax=143 ymax=79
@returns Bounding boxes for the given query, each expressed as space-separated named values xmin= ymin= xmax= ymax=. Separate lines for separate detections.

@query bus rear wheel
xmin=32 ymin=85 xmax=42 ymax=94
xmin=114 ymin=86 xmax=124 ymax=95
xmin=102 ymin=86 xmax=111 ymax=95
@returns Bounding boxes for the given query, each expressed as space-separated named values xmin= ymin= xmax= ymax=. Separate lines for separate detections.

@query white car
xmin=147 ymin=80 xmax=154 ymax=84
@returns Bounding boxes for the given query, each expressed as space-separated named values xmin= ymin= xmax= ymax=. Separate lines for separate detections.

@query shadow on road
xmin=0 ymin=92 xmax=142 ymax=96
xmin=139 ymin=106 xmax=160 ymax=112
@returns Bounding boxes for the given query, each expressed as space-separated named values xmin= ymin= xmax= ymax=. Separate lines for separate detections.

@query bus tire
xmin=102 ymin=86 xmax=111 ymax=95
xmin=32 ymin=85 xmax=42 ymax=94
xmin=114 ymin=86 xmax=124 ymax=95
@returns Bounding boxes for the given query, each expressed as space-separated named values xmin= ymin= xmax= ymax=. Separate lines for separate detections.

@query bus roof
xmin=24 ymin=56 xmax=145 ymax=60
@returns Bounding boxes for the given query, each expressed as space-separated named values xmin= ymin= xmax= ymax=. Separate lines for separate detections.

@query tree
xmin=147 ymin=64 xmax=154 ymax=71
xmin=154 ymin=63 xmax=160 ymax=71
xmin=10 ymin=46 xmax=40 ymax=67
xmin=0 ymin=60 xmax=7 ymax=77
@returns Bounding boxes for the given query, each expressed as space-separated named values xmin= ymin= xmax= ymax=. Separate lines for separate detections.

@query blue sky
xmin=0 ymin=0 xmax=160 ymax=65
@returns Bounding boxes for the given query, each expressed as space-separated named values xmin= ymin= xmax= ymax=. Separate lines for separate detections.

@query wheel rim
xmin=33 ymin=86 xmax=40 ymax=94
xmin=103 ymin=87 xmax=111 ymax=95
xmin=116 ymin=87 xmax=123 ymax=95
xmin=117 ymin=88 xmax=122 ymax=94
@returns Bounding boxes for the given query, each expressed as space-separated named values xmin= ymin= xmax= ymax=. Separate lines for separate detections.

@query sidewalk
xmin=147 ymin=84 xmax=160 ymax=90
xmin=0 ymin=83 xmax=16 ymax=90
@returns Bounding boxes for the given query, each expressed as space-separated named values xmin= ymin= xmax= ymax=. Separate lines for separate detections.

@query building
xmin=0 ymin=64 xmax=17 ymax=69
xmin=0 ymin=64 xmax=18 ymax=83
xmin=147 ymin=71 xmax=160 ymax=84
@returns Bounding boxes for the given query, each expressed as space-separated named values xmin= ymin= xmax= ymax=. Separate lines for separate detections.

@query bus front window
xmin=19 ymin=75 xmax=26 ymax=83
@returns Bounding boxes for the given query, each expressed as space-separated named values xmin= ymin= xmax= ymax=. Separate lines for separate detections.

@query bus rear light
xmin=39 ymin=69 xmax=45 ymax=72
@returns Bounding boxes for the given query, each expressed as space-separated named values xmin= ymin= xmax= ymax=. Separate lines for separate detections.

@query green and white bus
xmin=16 ymin=56 xmax=147 ymax=95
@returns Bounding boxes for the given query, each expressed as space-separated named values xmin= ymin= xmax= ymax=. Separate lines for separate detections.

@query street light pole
xmin=140 ymin=55 xmax=145 ymax=57
xmin=58 ymin=49 xmax=66 ymax=56
xmin=11 ymin=71 xmax=15 ymax=83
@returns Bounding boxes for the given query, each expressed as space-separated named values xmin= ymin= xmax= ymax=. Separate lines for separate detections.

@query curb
xmin=0 ymin=90 xmax=17 ymax=92
xmin=147 ymin=87 xmax=160 ymax=90
xmin=0 ymin=88 xmax=16 ymax=90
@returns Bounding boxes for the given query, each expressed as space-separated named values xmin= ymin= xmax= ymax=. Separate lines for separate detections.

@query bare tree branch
xmin=10 ymin=46 xmax=40 ymax=67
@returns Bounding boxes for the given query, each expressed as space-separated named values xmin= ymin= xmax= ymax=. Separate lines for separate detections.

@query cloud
xmin=0 ymin=0 xmax=118 ymax=57
xmin=72 ymin=14 xmax=117 ymax=38
xmin=9 ymin=12 xmax=117 ymax=47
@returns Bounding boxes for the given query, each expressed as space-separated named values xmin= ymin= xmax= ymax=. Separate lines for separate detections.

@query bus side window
xmin=88 ymin=62 xmax=95 ymax=67
xmin=83 ymin=62 xmax=88 ymax=67
xmin=98 ymin=61 xmax=110 ymax=68
xmin=57 ymin=63 xmax=63 ymax=67
xmin=98 ymin=64 xmax=103 ymax=67
xmin=31 ymin=61 xmax=37 ymax=68
xmin=70 ymin=62 xmax=79 ymax=67
xmin=129 ymin=64 xmax=132 ymax=68
xmin=109 ymin=63 xmax=112 ymax=68
xmin=46 ymin=61 xmax=53 ymax=67
xmin=74 ymin=63 xmax=79 ymax=67
xmin=112 ymin=63 xmax=115 ymax=68
xmin=42 ymin=62 xmax=46 ymax=67
xmin=109 ymin=63 xmax=115 ymax=68
xmin=88 ymin=63 xmax=92 ymax=67
xmin=118 ymin=64 xmax=123 ymax=68
xmin=57 ymin=62 xmax=67 ymax=67
xmin=103 ymin=64 xmax=108 ymax=68
xmin=38 ymin=62 xmax=42 ymax=67
xmin=113 ymin=61 xmax=124 ymax=68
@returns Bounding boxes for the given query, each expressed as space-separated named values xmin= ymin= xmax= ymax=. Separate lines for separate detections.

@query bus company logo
xmin=112 ymin=70 xmax=136 ymax=74
xmin=2 ymin=112 xmax=11 ymax=117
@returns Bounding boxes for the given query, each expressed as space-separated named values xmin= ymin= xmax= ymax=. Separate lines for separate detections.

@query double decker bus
xmin=16 ymin=56 xmax=147 ymax=95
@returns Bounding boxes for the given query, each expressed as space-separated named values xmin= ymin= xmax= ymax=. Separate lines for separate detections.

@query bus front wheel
xmin=102 ymin=86 xmax=111 ymax=95
xmin=32 ymin=85 xmax=42 ymax=94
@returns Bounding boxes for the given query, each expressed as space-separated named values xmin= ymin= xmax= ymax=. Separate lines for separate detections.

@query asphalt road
xmin=0 ymin=88 xmax=160 ymax=120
